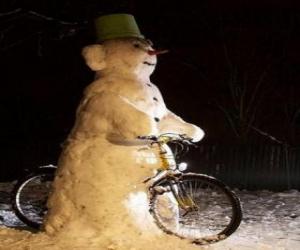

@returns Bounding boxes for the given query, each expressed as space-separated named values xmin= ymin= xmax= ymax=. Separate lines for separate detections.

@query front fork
xmin=150 ymin=174 xmax=198 ymax=214
xmin=169 ymin=180 xmax=198 ymax=214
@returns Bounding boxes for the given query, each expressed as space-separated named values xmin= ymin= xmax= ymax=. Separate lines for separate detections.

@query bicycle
xmin=138 ymin=133 xmax=242 ymax=244
xmin=12 ymin=164 xmax=56 ymax=229
xmin=12 ymin=133 xmax=242 ymax=245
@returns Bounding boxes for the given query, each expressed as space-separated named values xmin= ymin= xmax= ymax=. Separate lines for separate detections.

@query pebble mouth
xmin=143 ymin=61 xmax=156 ymax=66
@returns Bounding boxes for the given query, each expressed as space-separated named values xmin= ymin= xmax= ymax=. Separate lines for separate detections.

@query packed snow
xmin=0 ymin=182 xmax=299 ymax=249
xmin=34 ymin=37 xmax=204 ymax=250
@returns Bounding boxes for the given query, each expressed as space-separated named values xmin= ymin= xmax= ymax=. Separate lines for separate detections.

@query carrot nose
xmin=147 ymin=49 xmax=169 ymax=56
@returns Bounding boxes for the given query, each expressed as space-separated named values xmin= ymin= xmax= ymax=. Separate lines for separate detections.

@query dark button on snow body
xmin=147 ymin=83 xmax=152 ymax=87
xmin=153 ymin=97 xmax=158 ymax=102
xmin=154 ymin=117 xmax=160 ymax=122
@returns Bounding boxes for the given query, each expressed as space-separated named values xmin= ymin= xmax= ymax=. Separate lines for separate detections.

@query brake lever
xmin=183 ymin=139 xmax=198 ymax=148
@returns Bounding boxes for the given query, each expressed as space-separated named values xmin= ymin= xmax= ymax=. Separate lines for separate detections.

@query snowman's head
xmin=82 ymin=38 xmax=166 ymax=78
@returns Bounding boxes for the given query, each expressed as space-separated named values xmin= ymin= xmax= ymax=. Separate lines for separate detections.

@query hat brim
xmin=97 ymin=33 xmax=145 ymax=43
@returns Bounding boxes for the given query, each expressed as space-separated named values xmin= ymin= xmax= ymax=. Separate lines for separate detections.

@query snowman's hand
xmin=158 ymin=110 xmax=205 ymax=142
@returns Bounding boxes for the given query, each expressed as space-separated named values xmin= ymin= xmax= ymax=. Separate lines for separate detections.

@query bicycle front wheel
xmin=12 ymin=168 xmax=55 ymax=229
xmin=150 ymin=173 xmax=242 ymax=244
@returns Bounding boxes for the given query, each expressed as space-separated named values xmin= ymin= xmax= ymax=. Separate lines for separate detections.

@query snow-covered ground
xmin=0 ymin=182 xmax=299 ymax=249
xmin=212 ymin=189 xmax=300 ymax=250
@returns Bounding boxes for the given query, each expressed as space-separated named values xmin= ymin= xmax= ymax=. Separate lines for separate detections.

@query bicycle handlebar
xmin=137 ymin=133 xmax=196 ymax=146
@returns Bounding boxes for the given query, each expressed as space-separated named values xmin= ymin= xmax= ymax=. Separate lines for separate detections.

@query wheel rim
xmin=151 ymin=175 xmax=241 ymax=243
xmin=15 ymin=174 xmax=53 ymax=228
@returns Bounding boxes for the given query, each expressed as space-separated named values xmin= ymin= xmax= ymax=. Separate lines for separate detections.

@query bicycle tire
xmin=12 ymin=168 xmax=55 ymax=229
xmin=149 ymin=173 xmax=242 ymax=245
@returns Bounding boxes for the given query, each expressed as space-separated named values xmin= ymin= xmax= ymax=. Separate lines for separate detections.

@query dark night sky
xmin=1 ymin=0 xmax=300 ymax=180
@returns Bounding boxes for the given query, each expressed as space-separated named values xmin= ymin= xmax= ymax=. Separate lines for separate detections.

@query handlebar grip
xmin=137 ymin=135 xmax=157 ymax=141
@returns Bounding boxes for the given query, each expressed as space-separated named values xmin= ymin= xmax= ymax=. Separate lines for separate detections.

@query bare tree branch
xmin=0 ymin=8 xmax=87 ymax=25
xmin=0 ymin=8 xmax=22 ymax=17
xmin=27 ymin=10 xmax=87 ymax=25
xmin=215 ymin=101 xmax=240 ymax=138
xmin=245 ymin=64 xmax=270 ymax=116
xmin=0 ymin=31 xmax=39 ymax=51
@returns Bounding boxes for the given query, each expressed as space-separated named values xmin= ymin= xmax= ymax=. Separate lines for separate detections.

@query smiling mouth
xmin=143 ymin=61 xmax=156 ymax=66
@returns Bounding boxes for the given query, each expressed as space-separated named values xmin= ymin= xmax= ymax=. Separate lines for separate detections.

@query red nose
xmin=147 ymin=49 xmax=169 ymax=56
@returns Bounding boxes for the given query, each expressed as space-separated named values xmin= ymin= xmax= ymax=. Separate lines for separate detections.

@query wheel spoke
xmin=150 ymin=174 xmax=242 ymax=244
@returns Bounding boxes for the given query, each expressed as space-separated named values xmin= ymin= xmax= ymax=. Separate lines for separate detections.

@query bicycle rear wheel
xmin=150 ymin=173 xmax=242 ymax=244
xmin=12 ymin=168 xmax=55 ymax=229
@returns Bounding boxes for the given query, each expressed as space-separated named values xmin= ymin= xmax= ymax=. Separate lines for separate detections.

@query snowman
xmin=43 ymin=14 xmax=204 ymax=248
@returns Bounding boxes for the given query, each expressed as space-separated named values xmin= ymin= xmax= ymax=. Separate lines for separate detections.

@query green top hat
xmin=94 ymin=14 xmax=145 ymax=42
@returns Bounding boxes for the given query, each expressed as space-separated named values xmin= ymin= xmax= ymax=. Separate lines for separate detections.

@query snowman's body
xmin=44 ymin=38 xmax=204 ymax=247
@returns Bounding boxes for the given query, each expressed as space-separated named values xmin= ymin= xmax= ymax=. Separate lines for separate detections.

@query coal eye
xmin=146 ymin=39 xmax=153 ymax=46
xmin=133 ymin=43 xmax=140 ymax=48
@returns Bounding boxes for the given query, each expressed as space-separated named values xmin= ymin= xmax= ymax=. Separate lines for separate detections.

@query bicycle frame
xmin=142 ymin=134 xmax=199 ymax=211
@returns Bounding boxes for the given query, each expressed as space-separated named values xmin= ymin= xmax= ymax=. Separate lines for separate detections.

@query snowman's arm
xmin=76 ymin=91 xmax=157 ymax=139
xmin=158 ymin=110 xmax=204 ymax=142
